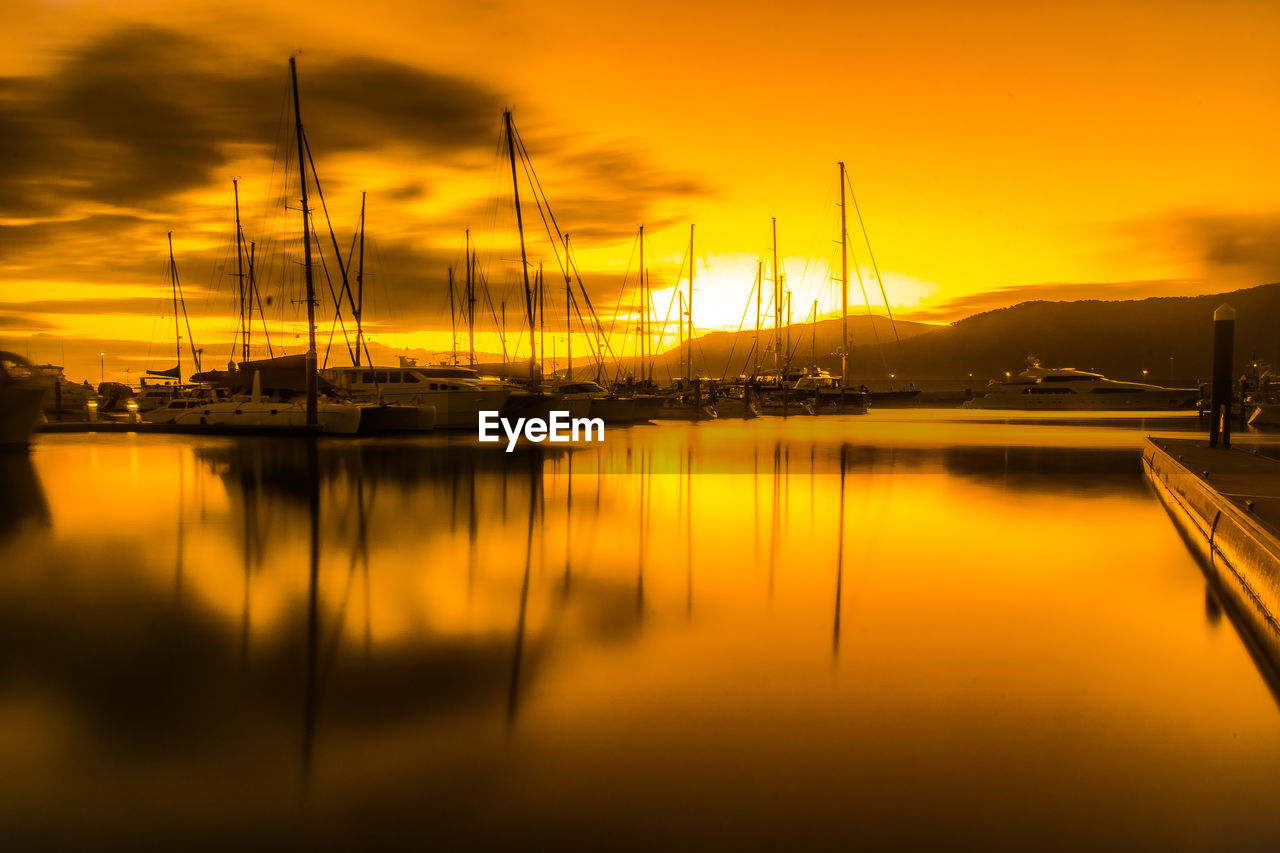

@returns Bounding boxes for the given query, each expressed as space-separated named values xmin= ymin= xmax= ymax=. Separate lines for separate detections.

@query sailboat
xmin=812 ymin=162 xmax=869 ymax=415
xmin=155 ymin=59 xmax=362 ymax=434
xmin=837 ymin=162 xmax=918 ymax=407
xmin=652 ymin=225 xmax=716 ymax=420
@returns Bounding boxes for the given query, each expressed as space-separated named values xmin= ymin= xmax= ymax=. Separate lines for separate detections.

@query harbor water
xmin=4 ymin=410 xmax=1280 ymax=848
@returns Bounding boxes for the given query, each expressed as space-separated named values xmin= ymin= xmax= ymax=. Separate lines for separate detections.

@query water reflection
xmin=0 ymin=451 xmax=49 ymax=541
xmin=6 ymin=415 xmax=1280 ymax=847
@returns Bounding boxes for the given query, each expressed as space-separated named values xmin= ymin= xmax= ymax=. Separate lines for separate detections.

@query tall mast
xmin=772 ymin=217 xmax=781 ymax=372
xmin=537 ymin=262 xmax=545 ymax=378
xmin=565 ymin=233 xmax=574 ymax=381
xmin=233 ymin=179 xmax=248 ymax=363
xmin=678 ymin=291 xmax=685 ymax=382
xmin=754 ymin=260 xmax=763 ymax=379
xmin=290 ymin=57 xmax=318 ymax=427
xmin=778 ymin=289 xmax=788 ymax=368
xmin=500 ymin=300 xmax=508 ymax=365
xmin=466 ymin=229 xmax=476 ymax=366
xmin=839 ymin=161 xmax=849 ymax=389
xmin=355 ymin=190 xmax=366 ymax=367
xmin=646 ymin=268 xmax=654 ymax=383
xmin=687 ymin=224 xmax=695 ymax=381
xmin=168 ymin=231 xmax=182 ymax=385
xmin=638 ymin=224 xmax=644 ymax=383
xmin=811 ymin=298 xmax=818 ymax=367
xmin=448 ymin=266 xmax=457 ymax=364
xmin=503 ymin=110 xmax=537 ymax=380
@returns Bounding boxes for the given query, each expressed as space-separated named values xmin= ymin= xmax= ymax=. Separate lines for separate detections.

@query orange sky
xmin=1 ymin=0 xmax=1278 ymax=381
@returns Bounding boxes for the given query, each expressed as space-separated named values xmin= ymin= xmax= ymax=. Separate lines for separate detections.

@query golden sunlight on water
xmin=2 ymin=412 xmax=1280 ymax=848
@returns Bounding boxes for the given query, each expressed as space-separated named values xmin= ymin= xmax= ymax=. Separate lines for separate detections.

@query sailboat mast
xmin=565 ymin=234 xmax=573 ymax=381
xmin=638 ymin=224 xmax=644 ymax=382
xmin=772 ymin=218 xmax=781 ymax=372
xmin=233 ymin=179 xmax=248 ymax=363
xmin=355 ymin=190 xmax=366 ymax=367
xmin=466 ymin=229 xmax=476 ymax=366
xmin=537 ymin=262 xmax=545 ymax=378
xmin=289 ymin=57 xmax=318 ymax=427
xmin=448 ymin=266 xmax=457 ymax=364
xmin=503 ymin=110 xmax=537 ymax=380
xmin=168 ymin=231 xmax=182 ymax=385
xmin=500 ymin=300 xmax=508 ymax=365
xmin=755 ymin=260 xmax=762 ymax=378
xmin=811 ymin=298 xmax=818 ymax=366
xmin=678 ymin=290 xmax=685 ymax=381
xmin=786 ymin=289 xmax=792 ymax=370
xmin=687 ymin=224 xmax=695 ymax=382
xmin=839 ymin=161 xmax=849 ymax=389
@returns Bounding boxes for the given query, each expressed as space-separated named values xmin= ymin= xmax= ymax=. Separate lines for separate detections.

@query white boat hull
xmin=348 ymin=389 xmax=508 ymax=430
xmin=967 ymin=393 xmax=1196 ymax=411
xmin=167 ymin=401 xmax=362 ymax=434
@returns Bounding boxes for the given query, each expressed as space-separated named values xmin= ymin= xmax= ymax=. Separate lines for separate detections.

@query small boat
xmin=966 ymin=359 xmax=1200 ymax=410
xmin=0 ymin=352 xmax=48 ymax=447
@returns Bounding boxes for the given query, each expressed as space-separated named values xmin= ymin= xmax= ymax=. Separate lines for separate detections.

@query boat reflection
xmin=7 ymin=419 xmax=1280 ymax=847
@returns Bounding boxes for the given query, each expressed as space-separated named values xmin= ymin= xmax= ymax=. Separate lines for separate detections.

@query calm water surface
xmin=4 ymin=410 xmax=1280 ymax=849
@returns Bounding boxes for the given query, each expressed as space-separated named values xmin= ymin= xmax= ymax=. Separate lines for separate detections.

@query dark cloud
xmin=0 ymin=25 xmax=506 ymax=218
xmin=0 ymin=315 xmax=55 ymax=331
xmin=1164 ymin=212 xmax=1280 ymax=283
xmin=0 ymin=24 xmax=709 ymax=379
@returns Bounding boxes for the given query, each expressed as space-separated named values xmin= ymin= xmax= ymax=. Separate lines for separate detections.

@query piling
xmin=1209 ymin=303 xmax=1235 ymax=448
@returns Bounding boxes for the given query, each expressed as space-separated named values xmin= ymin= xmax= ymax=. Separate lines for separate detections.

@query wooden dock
xmin=1144 ymin=437 xmax=1280 ymax=676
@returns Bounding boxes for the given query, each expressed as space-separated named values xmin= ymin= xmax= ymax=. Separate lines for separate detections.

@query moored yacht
xmin=323 ymin=363 xmax=512 ymax=430
xmin=1 ymin=352 xmax=48 ymax=447
xmin=554 ymin=380 xmax=634 ymax=423
xmin=967 ymin=360 xmax=1199 ymax=410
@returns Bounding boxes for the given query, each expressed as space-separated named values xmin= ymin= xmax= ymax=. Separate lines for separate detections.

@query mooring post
xmin=1209 ymin=303 xmax=1235 ymax=448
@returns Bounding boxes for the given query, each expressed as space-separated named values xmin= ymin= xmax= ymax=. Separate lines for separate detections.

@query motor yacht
xmin=323 ymin=363 xmax=512 ymax=430
xmin=967 ymin=361 xmax=1199 ymax=410
xmin=0 ymin=352 xmax=48 ymax=446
